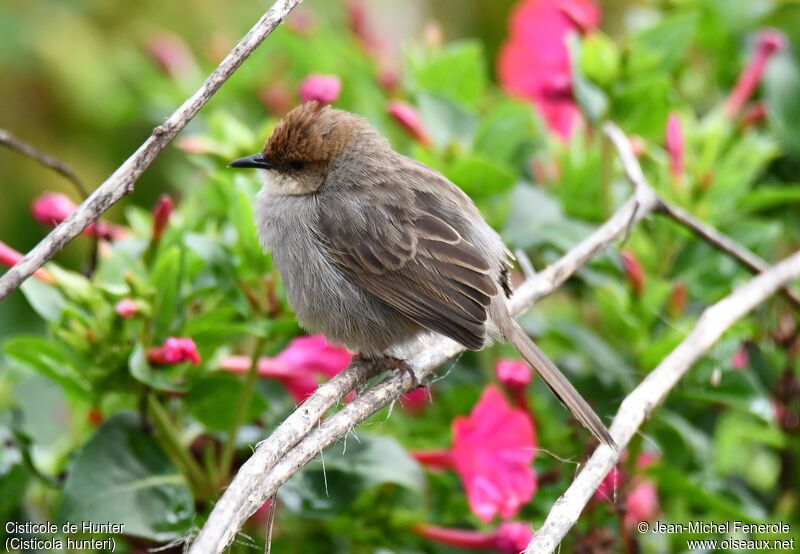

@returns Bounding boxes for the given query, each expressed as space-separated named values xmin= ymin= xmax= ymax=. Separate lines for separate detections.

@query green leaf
xmin=580 ymin=32 xmax=621 ymax=88
xmin=408 ymin=41 xmax=487 ymax=110
xmin=128 ymin=343 xmax=189 ymax=393
xmin=628 ymin=12 xmax=698 ymax=73
xmin=279 ymin=433 xmax=424 ymax=518
xmin=473 ymin=100 xmax=538 ymax=165
xmin=739 ymin=184 xmax=800 ymax=212
xmin=445 ymin=155 xmax=515 ymax=197
xmin=150 ymin=245 xmax=182 ymax=338
xmin=20 ymin=279 xmax=66 ymax=322
xmin=569 ymin=35 xmax=609 ymax=122
xmin=58 ymin=412 xmax=195 ymax=541
xmin=187 ymin=372 xmax=268 ymax=432
xmin=3 ymin=336 xmax=91 ymax=398
xmin=764 ymin=50 xmax=800 ymax=156
xmin=416 ymin=93 xmax=477 ymax=149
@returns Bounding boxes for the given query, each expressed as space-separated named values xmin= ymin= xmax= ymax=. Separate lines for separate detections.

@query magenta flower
xmin=0 ymin=240 xmax=54 ymax=283
xmin=595 ymin=466 xmax=620 ymax=501
xmin=453 ymin=386 xmax=537 ymax=522
xmin=400 ymin=387 xmax=432 ymax=414
xmin=498 ymin=0 xmax=600 ymax=141
xmin=496 ymin=359 xmax=531 ymax=391
xmin=299 ymin=74 xmax=341 ymax=105
xmin=620 ymin=250 xmax=645 ymax=295
xmin=665 ymin=113 xmax=683 ymax=182
xmin=414 ymin=521 xmax=534 ymax=554
xmin=411 ymin=387 xmax=537 ymax=522
xmin=115 ymin=299 xmax=139 ymax=319
xmin=151 ymin=194 xmax=174 ymax=243
xmin=147 ymin=337 xmax=201 ymax=366
xmin=724 ymin=29 xmax=786 ymax=118
xmin=387 ymin=101 xmax=431 ymax=146
xmin=221 ymin=335 xmax=352 ymax=403
xmin=32 ymin=193 xmax=124 ymax=240
xmin=145 ymin=31 xmax=198 ymax=80
xmin=624 ymin=481 xmax=659 ymax=526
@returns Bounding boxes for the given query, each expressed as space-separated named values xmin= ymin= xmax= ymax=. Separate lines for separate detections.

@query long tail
xmin=501 ymin=316 xmax=615 ymax=447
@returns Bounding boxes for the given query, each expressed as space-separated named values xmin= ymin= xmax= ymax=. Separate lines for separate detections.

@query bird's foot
xmin=380 ymin=355 xmax=420 ymax=388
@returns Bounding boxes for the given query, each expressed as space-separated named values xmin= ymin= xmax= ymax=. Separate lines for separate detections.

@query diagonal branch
xmin=0 ymin=0 xmax=304 ymax=301
xmin=525 ymin=248 xmax=800 ymax=553
xmin=656 ymin=201 xmax=800 ymax=309
xmin=602 ymin=123 xmax=800 ymax=310
xmin=189 ymin=181 xmax=661 ymax=553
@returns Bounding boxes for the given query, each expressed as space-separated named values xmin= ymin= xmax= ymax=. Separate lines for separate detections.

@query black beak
xmin=228 ymin=153 xmax=274 ymax=170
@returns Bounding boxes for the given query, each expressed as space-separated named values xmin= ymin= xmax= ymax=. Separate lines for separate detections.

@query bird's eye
xmin=288 ymin=160 xmax=306 ymax=171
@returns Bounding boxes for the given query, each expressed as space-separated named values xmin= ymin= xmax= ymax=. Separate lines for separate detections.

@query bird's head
xmin=229 ymin=103 xmax=386 ymax=195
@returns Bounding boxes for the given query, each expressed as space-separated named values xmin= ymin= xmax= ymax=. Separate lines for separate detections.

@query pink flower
xmin=414 ymin=521 xmax=534 ymax=554
xmin=498 ymin=0 xmax=600 ymax=141
xmin=151 ymin=194 xmax=174 ymax=243
xmin=387 ymin=101 xmax=431 ymax=146
xmin=400 ymin=387 xmax=432 ymax=414
xmin=145 ymin=31 xmax=198 ymax=80
xmin=595 ymin=467 xmax=620 ymax=501
xmin=147 ymin=337 xmax=201 ymax=366
xmin=31 ymin=193 xmax=123 ymax=240
xmin=453 ymin=386 xmax=537 ymax=522
xmin=496 ymin=360 xmax=531 ymax=391
xmin=299 ymin=74 xmax=341 ymax=105
xmin=115 ymin=299 xmax=139 ymax=319
xmin=665 ymin=113 xmax=683 ymax=182
xmin=0 ymin=240 xmax=54 ymax=283
xmin=624 ymin=481 xmax=659 ymax=526
xmin=620 ymin=250 xmax=645 ymax=295
xmin=221 ymin=335 xmax=352 ymax=403
xmin=411 ymin=387 xmax=537 ymax=522
xmin=732 ymin=347 xmax=749 ymax=370
xmin=724 ymin=29 xmax=786 ymax=118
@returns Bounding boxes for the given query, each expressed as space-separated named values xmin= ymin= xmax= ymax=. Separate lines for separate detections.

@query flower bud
xmin=299 ymin=74 xmax=341 ymax=105
xmin=387 ymin=101 xmax=431 ymax=146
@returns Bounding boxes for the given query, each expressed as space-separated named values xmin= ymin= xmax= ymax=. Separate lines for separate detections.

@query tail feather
xmin=504 ymin=319 xmax=615 ymax=447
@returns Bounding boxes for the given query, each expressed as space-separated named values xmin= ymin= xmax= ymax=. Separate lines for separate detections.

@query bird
xmin=229 ymin=102 xmax=614 ymax=446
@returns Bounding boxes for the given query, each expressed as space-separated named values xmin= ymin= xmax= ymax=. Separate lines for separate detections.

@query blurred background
xmin=1 ymin=0 xmax=800 ymax=553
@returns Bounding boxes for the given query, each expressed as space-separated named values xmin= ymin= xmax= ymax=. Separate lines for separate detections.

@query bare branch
xmin=656 ymin=201 xmax=800 ymax=309
xmin=0 ymin=0 xmax=304 ymax=301
xmin=0 ymin=129 xmax=89 ymax=197
xmin=190 ymin=182 xmax=661 ymax=553
xmin=526 ymin=248 xmax=800 ymax=552
xmin=602 ymin=122 xmax=800 ymax=310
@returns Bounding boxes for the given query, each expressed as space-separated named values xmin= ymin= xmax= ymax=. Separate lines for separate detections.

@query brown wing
xmin=318 ymin=202 xmax=497 ymax=350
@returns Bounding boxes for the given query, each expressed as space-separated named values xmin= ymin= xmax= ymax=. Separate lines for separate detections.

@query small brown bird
xmin=230 ymin=103 xmax=613 ymax=446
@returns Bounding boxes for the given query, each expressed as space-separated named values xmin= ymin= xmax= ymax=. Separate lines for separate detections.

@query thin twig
xmin=526 ymin=249 xmax=800 ymax=552
xmin=656 ymin=201 xmax=800 ymax=309
xmin=0 ymin=0 xmax=304 ymax=301
xmin=0 ymin=129 xmax=89 ymax=197
xmin=602 ymin=122 xmax=800 ymax=310
xmin=0 ymin=129 xmax=101 ymax=274
xmin=189 ymin=183 xmax=661 ymax=553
